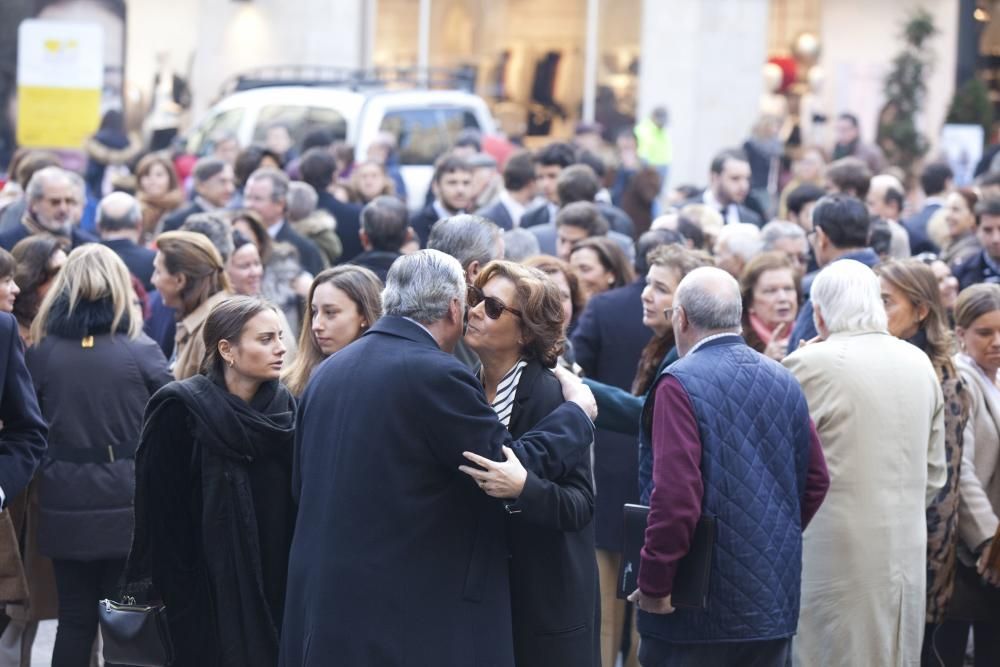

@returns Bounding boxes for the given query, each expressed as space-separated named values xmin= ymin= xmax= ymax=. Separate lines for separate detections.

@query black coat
xmin=506 ymin=361 xmax=599 ymax=667
xmin=349 ymin=249 xmax=400 ymax=283
xmin=126 ymin=375 xmax=296 ymax=667
xmin=954 ymin=249 xmax=1000 ymax=290
xmin=25 ymin=298 xmax=171 ymax=560
xmin=316 ymin=191 xmax=363 ymax=263
xmin=0 ymin=312 xmax=47 ymax=507
xmin=159 ymin=200 xmax=203 ymax=234
xmin=410 ymin=202 xmax=444 ymax=247
xmin=274 ymin=221 xmax=326 ymax=277
xmin=570 ymin=280 xmax=651 ymax=549
xmin=279 ymin=316 xmax=595 ymax=667
xmin=0 ymin=222 xmax=97 ymax=252
xmin=102 ymin=238 xmax=157 ymax=291
xmin=476 ymin=200 xmax=515 ymax=231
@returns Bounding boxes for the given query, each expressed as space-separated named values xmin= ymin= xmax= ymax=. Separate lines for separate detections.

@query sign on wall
xmin=16 ymin=19 xmax=103 ymax=148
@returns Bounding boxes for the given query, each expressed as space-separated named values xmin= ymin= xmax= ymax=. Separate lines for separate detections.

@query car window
xmin=252 ymin=105 xmax=348 ymax=149
xmin=188 ymin=108 xmax=245 ymax=155
xmin=379 ymin=107 xmax=481 ymax=166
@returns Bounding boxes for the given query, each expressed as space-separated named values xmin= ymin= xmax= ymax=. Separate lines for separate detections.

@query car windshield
xmin=252 ymin=105 xmax=349 ymax=150
xmin=379 ymin=107 xmax=481 ymax=166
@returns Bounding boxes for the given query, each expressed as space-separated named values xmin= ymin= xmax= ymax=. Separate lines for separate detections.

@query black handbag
xmin=98 ymin=596 xmax=174 ymax=667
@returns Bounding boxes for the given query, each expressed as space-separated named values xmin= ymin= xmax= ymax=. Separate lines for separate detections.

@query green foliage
xmin=946 ymin=78 xmax=994 ymax=143
xmin=877 ymin=8 xmax=937 ymax=178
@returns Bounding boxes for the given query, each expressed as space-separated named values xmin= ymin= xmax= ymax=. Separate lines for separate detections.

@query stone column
xmin=638 ymin=0 xmax=770 ymax=188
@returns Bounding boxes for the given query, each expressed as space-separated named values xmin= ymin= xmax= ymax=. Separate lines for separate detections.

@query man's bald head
xmin=866 ymin=173 xmax=905 ymax=220
xmin=97 ymin=191 xmax=142 ymax=237
xmin=674 ymin=267 xmax=742 ymax=355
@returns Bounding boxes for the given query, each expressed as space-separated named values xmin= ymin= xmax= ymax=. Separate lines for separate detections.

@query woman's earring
xmin=227 ymin=358 xmax=234 ymax=368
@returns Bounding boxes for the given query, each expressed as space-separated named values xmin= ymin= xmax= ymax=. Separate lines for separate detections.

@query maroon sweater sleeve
xmin=800 ymin=418 xmax=829 ymax=529
xmin=639 ymin=375 xmax=703 ymax=598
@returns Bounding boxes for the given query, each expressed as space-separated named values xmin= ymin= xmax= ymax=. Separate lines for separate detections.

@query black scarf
xmin=44 ymin=293 xmax=132 ymax=339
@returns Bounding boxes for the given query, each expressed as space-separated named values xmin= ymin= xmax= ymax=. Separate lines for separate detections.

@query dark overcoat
xmin=506 ymin=360 xmax=599 ymax=667
xmin=570 ymin=280 xmax=651 ymax=549
xmin=279 ymin=316 xmax=594 ymax=667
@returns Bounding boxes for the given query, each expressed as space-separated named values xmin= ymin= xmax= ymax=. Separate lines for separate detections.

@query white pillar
xmin=582 ymin=0 xmax=599 ymax=123
xmin=417 ymin=0 xmax=431 ymax=73
xmin=361 ymin=0 xmax=378 ymax=70
xmin=638 ymin=0 xmax=770 ymax=187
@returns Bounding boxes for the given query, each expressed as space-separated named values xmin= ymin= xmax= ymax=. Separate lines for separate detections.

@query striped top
xmin=485 ymin=359 xmax=528 ymax=427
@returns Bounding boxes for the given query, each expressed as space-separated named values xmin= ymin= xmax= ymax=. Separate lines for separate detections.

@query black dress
xmin=125 ymin=374 xmax=296 ymax=667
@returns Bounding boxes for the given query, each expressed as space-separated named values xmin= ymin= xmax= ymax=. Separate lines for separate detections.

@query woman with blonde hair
xmin=152 ymin=230 xmax=231 ymax=379
xmin=282 ymin=265 xmax=383 ymax=396
xmin=25 ymin=244 xmax=172 ymax=665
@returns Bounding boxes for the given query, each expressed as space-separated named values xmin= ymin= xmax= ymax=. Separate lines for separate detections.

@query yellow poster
xmin=17 ymin=20 xmax=103 ymax=149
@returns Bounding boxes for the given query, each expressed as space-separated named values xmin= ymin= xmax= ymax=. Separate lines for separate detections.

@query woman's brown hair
xmin=739 ymin=252 xmax=801 ymax=353
xmin=955 ymin=283 xmax=1000 ymax=330
xmin=521 ymin=255 xmax=585 ymax=324
xmin=474 ymin=260 xmax=565 ymax=368
xmin=155 ymin=231 xmax=230 ymax=317
xmin=632 ymin=245 xmax=713 ymax=395
xmin=229 ymin=208 xmax=273 ymax=263
xmin=282 ymin=266 xmax=384 ymax=396
xmin=570 ymin=237 xmax=635 ymax=290
xmin=877 ymin=259 xmax=959 ymax=382
xmin=11 ymin=235 xmax=68 ymax=330
xmin=201 ymin=295 xmax=277 ymax=381
xmin=135 ymin=152 xmax=180 ymax=194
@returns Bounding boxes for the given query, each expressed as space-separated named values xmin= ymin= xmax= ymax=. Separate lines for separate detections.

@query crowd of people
xmin=0 ymin=105 xmax=995 ymax=667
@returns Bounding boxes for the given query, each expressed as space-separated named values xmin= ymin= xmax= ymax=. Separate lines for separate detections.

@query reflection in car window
xmin=189 ymin=108 xmax=245 ymax=155
xmin=252 ymin=106 xmax=348 ymax=150
xmin=379 ymin=108 xmax=481 ymax=166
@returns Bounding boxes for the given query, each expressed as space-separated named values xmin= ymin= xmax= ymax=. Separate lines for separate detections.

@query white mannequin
xmin=799 ymin=66 xmax=828 ymax=149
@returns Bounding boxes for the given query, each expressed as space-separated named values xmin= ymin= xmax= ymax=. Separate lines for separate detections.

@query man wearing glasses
xmin=0 ymin=166 xmax=97 ymax=251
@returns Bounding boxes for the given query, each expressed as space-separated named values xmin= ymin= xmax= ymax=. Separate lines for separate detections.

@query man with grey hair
xmin=286 ymin=181 xmax=341 ymax=266
xmin=282 ymin=249 xmax=598 ymax=666
xmin=760 ymin=220 xmax=809 ymax=275
xmin=0 ymin=166 xmax=97 ymax=251
xmin=501 ymin=227 xmax=540 ymax=262
xmin=712 ymin=222 xmax=762 ymax=278
xmin=782 ymin=259 xmax=944 ymax=667
xmin=350 ymin=195 xmax=411 ymax=282
xmin=97 ymin=191 xmax=156 ymax=290
xmin=161 ymin=156 xmax=236 ymax=232
xmin=428 ymin=214 xmax=504 ymax=369
xmin=244 ymin=167 xmax=326 ymax=276
xmin=630 ymin=266 xmax=828 ymax=667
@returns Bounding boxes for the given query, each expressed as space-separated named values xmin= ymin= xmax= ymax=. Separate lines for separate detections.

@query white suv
xmin=187 ymin=83 xmax=496 ymax=211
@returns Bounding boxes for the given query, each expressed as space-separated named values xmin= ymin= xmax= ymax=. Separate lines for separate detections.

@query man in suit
xmin=160 ymin=157 xmax=235 ymax=233
xmin=631 ymin=267 xmax=828 ymax=667
xmin=97 ymin=192 xmax=156 ymax=291
xmin=954 ymin=196 xmax=1000 ymax=289
xmin=571 ymin=230 xmax=667 ymax=667
xmin=693 ymin=149 xmax=763 ymax=227
xmin=0 ymin=312 xmax=47 ymax=508
xmin=243 ymin=168 xmax=326 ymax=277
xmin=349 ymin=195 xmax=409 ymax=283
xmin=0 ymin=167 xmax=97 ymax=251
xmin=788 ymin=195 xmax=879 ymax=350
xmin=279 ymin=250 xmax=597 ymax=667
xmin=427 ymin=214 xmax=504 ymax=371
xmin=411 ymin=155 xmax=474 ymax=247
xmin=521 ymin=142 xmax=577 ymax=228
xmin=476 ymin=150 xmax=537 ymax=230
xmin=299 ymin=147 xmax=365 ymax=264
xmin=905 ymin=162 xmax=953 ymax=255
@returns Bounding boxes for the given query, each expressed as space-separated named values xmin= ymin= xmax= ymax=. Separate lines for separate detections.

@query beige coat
xmin=172 ymin=291 xmax=231 ymax=380
xmin=954 ymin=354 xmax=1000 ymax=555
xmin=783 ymin=331 xmax=946 ymax=667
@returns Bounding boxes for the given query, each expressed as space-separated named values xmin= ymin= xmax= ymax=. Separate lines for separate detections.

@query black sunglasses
xmin=467 ymin=284 xmax=522 ymax=320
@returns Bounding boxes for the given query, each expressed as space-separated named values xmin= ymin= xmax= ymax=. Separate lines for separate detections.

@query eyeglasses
xmin=467 ymin=284 xmax=522 ymax=320
xmin=663 ymin=307 xmax=675 ymax=320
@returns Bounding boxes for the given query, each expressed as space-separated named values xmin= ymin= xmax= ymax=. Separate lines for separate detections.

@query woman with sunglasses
xmin=459 ymin=259 xmax=598 ymax=667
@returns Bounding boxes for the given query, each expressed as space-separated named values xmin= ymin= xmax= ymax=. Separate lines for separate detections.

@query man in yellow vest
xmin=635 ymin=106 xmax=673 ymax=192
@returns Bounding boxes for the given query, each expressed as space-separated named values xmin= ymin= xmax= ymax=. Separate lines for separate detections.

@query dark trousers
xmin=638 ymin=636 xmax=791 ymax=667
xmin=922 ymin=620 xmax=1000 ymax=667
xmin=51 ymin=557 xmax=126 ymax=667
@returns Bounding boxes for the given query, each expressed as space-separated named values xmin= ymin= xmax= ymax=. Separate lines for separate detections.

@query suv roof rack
xmin=218 ymin=65 xmax=477 ymax=96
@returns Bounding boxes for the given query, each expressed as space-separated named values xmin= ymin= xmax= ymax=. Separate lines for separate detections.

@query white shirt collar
xmin=499 ymin=190 xmax=527 ymax=227
xmin=267 ymin=219 xmax=285 ymax=238
xmin=433 ymin=200 xmax=453 ymax=221
xmin=403 ymin=317 xmax=437 ymax=345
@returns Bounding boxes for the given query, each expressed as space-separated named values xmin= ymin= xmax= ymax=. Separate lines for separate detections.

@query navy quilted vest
xmin=637 ymin=335 xmax=811 ymax=643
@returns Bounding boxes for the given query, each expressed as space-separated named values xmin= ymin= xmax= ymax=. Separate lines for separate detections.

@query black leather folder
xmin=616 ymin=503 xmax=716 ymax=609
